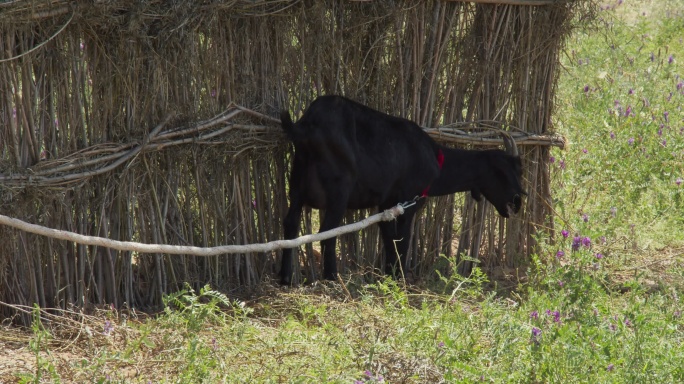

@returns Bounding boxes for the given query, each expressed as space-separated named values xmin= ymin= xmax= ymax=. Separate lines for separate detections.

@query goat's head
xmin=474 ymin=133 xmax=525 ymax=218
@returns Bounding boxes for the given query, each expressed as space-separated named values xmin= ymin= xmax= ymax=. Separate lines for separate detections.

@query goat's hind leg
xmin=315 ymin=178 xmax=352 ymax=281
xmin=280 ymin=198 xmax=303 ymax=285
xmin=318 ymin=202 xmax=347 ymax=281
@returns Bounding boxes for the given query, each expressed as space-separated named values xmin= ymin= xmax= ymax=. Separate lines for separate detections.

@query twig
xmin=0 ymin=114 xmax=173 ymax=185
xmin=0 ymin=8 xmax=74 ymax=63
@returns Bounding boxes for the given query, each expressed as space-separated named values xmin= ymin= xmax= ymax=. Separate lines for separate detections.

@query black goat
xmin=280 ymin=95 xmax=524 ymax=284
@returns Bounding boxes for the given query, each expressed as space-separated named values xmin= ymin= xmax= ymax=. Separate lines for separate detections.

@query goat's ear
xmin=471 ymin=189 xmax=482 ymax=201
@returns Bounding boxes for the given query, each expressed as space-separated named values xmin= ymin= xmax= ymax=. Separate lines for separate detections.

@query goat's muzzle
xmin=505 ymin=194 xmax=523 ymax=217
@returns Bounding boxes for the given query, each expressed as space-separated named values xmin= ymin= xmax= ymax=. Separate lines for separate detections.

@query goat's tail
xmin=280 ymin=110 xmax=300 ymax=141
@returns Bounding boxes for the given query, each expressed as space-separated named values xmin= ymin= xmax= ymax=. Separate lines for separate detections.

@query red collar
xmin=436 ymin=149 xmax=445 ymax=169
xmin=421 ymin=149 xmax=444 ymax=197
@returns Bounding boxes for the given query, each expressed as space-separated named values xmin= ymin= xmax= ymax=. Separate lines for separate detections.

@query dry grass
xmin=1 ymin=243 xmax=680 ymax=382
xmin=0 ymin=278 xmax=449 ymax=382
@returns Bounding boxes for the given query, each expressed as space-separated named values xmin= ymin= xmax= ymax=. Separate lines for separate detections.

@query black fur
xmin=280 ymin=95 xmax=524 ymax=284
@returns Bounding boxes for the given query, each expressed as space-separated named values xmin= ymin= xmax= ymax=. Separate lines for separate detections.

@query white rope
xmin=0 ymin=205 xmax=405 ymax=256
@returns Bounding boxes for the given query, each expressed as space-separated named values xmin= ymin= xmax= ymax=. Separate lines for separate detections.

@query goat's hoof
xmin=323 ymin=273 xmax=338 ymax=281
xmin=279 ymin=275 xmax=293 ymax=286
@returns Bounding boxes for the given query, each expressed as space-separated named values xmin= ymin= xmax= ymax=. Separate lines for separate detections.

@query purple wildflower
xmin=582 ymin=213 xmax=589 ymax=222
xmin=677 ymin=82 xmax=683 ymax=91
xmin=677 ymin=177 xmax=683 ymax=186
xmin=628 ymin=137 xmax=635 ymax=145
xmin=558 ymin=281 xmax=565 ymax=287
xmin=658 ymin=127 xmax=663 ymax=136
xmin=103 ymin=320 xmax=114 ymax=335
xmin=664 ymin=111 xmax=669 ymax=123
xmin=572 ymin=236 xmax=581 ymax=251
xmin=552 ymin=311 xmax=561 ymax=323
xmin=624 ymin=317 xmax=632 ymax=327
xmin=595 ymin=253 xmax=603 ymax=259
xmin=628 ymin=88 xmax=634 ymax=95
xmin=650 ymin=52 xmax=655 ymax=62
xmin=674 ymin=310 xmax=682 ymax=318
xmin=582 ymin=148 xmax=588 ymax=154
xmin=531 ymin=327 xmax=542 ymax=343
xmin=614 ymin=99 xmax=620 ymax=107
xmin=550 ymin=156 xmax=555 ymax=163
xmin=609 ymin=323 xmax=617 ymax=331
xmin=530 ymin=311 xmax=539 ymax=320
xmin=584 ymin=85 xmax=590 ymax=93
xmin=559 ymin=159 xmax=566 ymax=170
xmin=561 ymin=229 xmax=569 ymax=238
xmin=556 ymin=250 xmax=565 ymax=259
xmin=599 ymin=236 xmax=607 ymax=245
xmin=662 ymin=140 xmax=667 ymax=147
xmin=582 ymin=236 xmax=592 ymax=248
xmin=625 ymin=105 xmax=632 ymax=117
xmin=610 ymin=131 xmax=615 ymax=139
xmin=578 ymin=59 xmax=583 ymax=65
xmin=607 ymin=364 xmax=615 ymax=372
xmin=668 ymin=55 xmax=674 ymax=64
xmin=438 ymin=341 xmax=445 ymax=348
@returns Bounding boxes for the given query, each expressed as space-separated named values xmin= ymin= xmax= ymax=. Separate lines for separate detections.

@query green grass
xmin=3 ymin=1 xmax=684 ymax=383
xmin=552 ymin=0 xmax=684 ymax=249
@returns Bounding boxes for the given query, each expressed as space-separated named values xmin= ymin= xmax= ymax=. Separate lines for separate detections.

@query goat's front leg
xmin=379 ymin=202 xmax=422 ymax=278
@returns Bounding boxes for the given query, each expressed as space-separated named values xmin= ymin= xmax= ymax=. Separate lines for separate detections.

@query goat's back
xmin=284 ymin=95 xmax=441 ymax=208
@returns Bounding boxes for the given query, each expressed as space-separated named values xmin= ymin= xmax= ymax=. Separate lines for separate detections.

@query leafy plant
xmin=16 ymin=305 xmax=59 ymax=384
xmin=162 ymin=283 xmax=233 ymax=331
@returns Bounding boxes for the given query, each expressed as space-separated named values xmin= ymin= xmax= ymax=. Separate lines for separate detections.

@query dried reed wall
xmin=0 ymin=0 xmax=593 ymax=321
